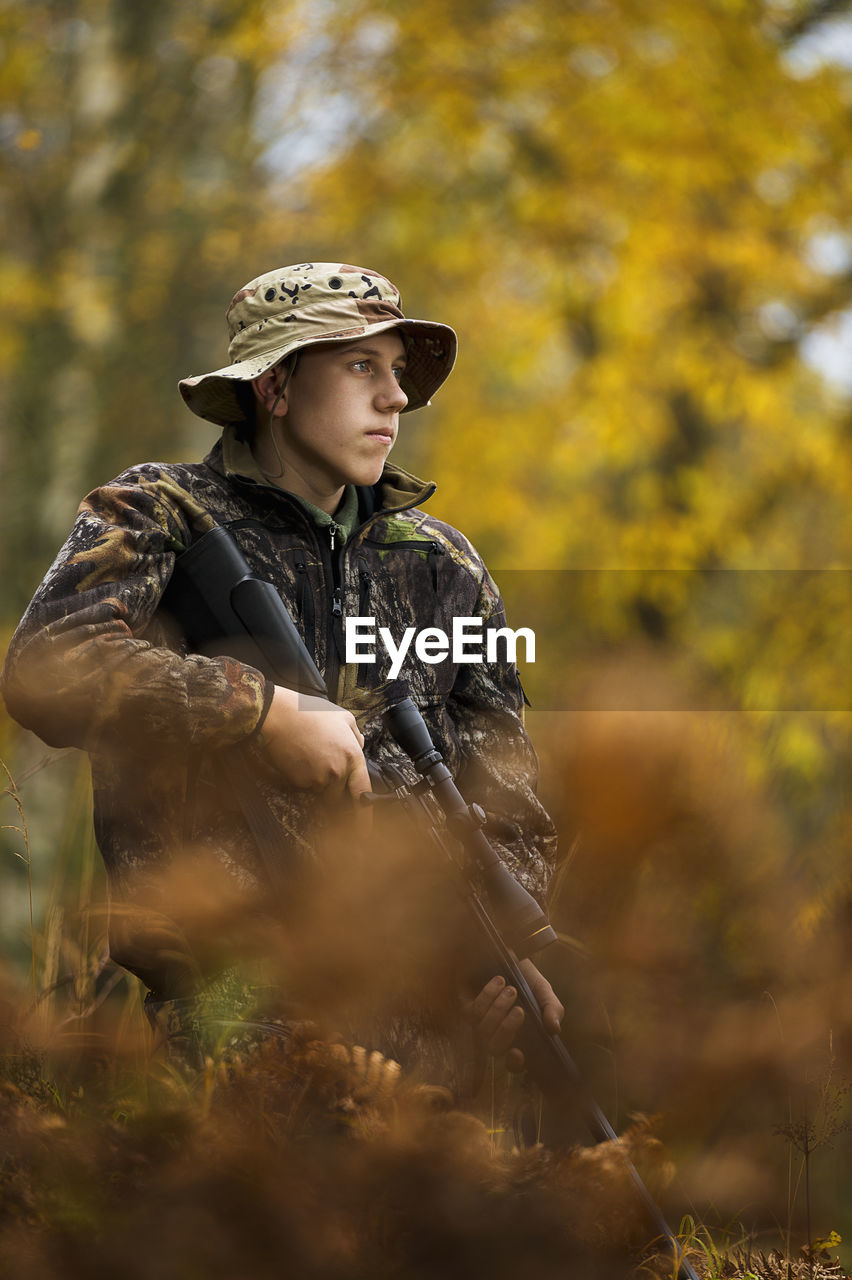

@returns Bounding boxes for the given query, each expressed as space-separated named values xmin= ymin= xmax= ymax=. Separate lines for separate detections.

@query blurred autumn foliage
xmin=2 ymin=0 xmax=852 ymax=1261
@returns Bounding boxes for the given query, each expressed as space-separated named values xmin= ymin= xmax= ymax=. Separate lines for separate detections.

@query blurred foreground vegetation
xmin=2 ymin=0 xmax=852 ymax=1268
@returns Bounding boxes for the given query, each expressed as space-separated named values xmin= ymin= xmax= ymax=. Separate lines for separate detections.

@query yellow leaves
xmin=201 ymin=229 xmax=242 ymax=268
xmin=125 ymin=233 xmax=182 ymax=322
xmin=0 ymin=261 xmax=52 ymax=368
xmin=57 ymin=265 xmax=116 ymax=349
xmin=770 ymin=719 xmax=826 ymax=781
xmin=15 ymin=128 xmax=41 ymax=151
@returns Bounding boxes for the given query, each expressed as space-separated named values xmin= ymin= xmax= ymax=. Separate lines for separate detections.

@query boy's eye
xmin=350 ymin=357 xmax=406 ymax=378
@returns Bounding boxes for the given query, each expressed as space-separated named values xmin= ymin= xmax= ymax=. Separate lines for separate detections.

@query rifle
xmin=165 ymin=523 xmax=701 ymax=1280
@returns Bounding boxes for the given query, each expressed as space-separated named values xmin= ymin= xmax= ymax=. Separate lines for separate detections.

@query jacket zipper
xmin=362 ymin=537 xmax=445 ymax=590
xmin=356 ymin=559 xmax=372 ymax=687
xmin=324 ymin=521 xmax=354 ymax=699
xmin=227 ymin=473 xmax=439 ymax=699
xmin=361 ymin=536 xmax=440 ymax=550
xmin=357 ymin=559 xmax=371 ymax=617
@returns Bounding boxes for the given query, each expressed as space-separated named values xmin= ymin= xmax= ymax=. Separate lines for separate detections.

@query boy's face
xmin=256 ymin=329 xmax=409 ymax=503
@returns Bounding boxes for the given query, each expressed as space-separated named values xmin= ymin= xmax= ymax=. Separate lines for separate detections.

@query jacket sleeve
xmin=446 ymin=568 xmax=558 ymax=905
xmin=0 ymin=468 xmax=273 ymax=756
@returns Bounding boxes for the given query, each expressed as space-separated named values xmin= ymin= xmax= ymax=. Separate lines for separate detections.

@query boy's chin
xmin=348 ymin=462 xmax=387 ymax=488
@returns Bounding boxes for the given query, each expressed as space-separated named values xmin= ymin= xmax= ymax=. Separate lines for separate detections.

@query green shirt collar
xmin=293 ymin=483 xmax=359 ymax=540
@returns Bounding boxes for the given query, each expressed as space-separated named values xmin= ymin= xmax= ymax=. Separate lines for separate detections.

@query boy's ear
xmin=251 ymin=369 xmax=288 ymax=416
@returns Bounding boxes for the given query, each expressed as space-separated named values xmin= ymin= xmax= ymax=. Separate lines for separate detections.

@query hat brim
xmin=179 ymin=317 xmax=457 ymax=428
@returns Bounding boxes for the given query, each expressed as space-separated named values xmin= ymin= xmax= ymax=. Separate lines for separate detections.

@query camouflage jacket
xmin=1 ymin=429 xmax=557 ymax=997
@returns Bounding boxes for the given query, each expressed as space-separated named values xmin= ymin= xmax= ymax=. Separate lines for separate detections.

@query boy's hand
xmin=467 ymin=958 xmax=564 ymax=1072
xmin=260 ymin=685 xmax=371 ymax=801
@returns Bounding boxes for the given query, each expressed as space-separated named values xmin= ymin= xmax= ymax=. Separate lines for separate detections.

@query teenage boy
xmin=1 ymin=262 xmax=560 ymax=1079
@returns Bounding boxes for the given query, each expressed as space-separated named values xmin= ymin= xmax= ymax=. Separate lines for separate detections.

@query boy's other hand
xmin=466 ymin=958 xmax=564 ymax=1072
xmin=260 ymin=685 xmax=371 ymax=802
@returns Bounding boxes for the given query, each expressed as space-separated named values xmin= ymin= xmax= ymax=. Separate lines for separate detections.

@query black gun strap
xmin=217 ymin=746 xmax=299 ymax=895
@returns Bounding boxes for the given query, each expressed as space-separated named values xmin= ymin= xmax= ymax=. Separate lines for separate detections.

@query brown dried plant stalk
xmin=773 ymin=1037 xmax=851 ymax=1280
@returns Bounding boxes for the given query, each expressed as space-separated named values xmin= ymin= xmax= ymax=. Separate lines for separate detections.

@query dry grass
xmin=2 ymin=686 xmax=852 ymax=1278
xmin=0 ymin=997 xmax=692 ymax=1280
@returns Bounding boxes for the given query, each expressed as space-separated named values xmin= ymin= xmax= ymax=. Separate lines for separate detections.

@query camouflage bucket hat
xmin=179 ymin=262 xmax=458 ymax=427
